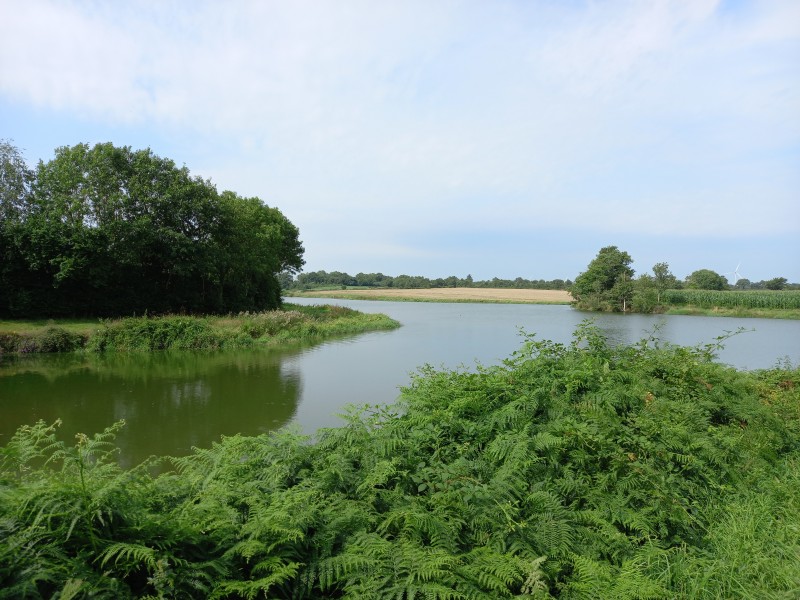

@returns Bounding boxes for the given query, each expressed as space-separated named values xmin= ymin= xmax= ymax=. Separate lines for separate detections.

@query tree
xmin=214 ymin=190 xmax=305 ymax=310
xmin=0 ymin=139 xmax=33 ymax=222
xmin=0 ymin=140 xmax=36 ymax=314
xmin=572 ymin=246 xmax=635 ymax=311
xmin=651 ymin=262 xmax=677 ymax=303
xmin=613 ymin=270 xmax=635 ymax=312
xmin=19 ymin=143 xmax=226 ymax=314
xmin=0 ymin=142 xmax=304 ymax=317
xmin=764 ymin=277 xmax=787 ymax=291
xmin=632 ymin=274 xmax=658 ymax=313
xmin=686 ymin=269 xmax=727 ymax=291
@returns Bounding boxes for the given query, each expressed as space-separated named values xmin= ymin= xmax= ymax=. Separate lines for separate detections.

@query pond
xmin=2 ymin=299 xmax=798 ymax=466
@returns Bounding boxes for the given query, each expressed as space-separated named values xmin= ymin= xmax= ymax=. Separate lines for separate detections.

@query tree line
xmin=288 ymin=270 xmax=572 ymax=290
xmin=0 ymin=141 xmax=304 ymax=318
xmin=572 ymin=245 xmax=798 ymax=313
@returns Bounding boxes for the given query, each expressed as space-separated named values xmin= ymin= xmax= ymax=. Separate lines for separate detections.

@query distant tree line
xmin=0 ymin=141 xmax=304 ymax=318
xmin=571 ymin=246 xmax=798 ymax=313
xmin=287 ymin=270 xmax=572 ymax=291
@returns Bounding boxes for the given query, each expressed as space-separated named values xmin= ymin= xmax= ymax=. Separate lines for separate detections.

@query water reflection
xmin=0 ymin=348 xmax=304 ymax=467
xmin=3 ymin=301 xmax=798 ymax=467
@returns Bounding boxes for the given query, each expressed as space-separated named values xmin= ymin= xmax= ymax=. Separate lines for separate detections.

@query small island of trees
xmin=572 ymin=246 xmax=800 ymax=316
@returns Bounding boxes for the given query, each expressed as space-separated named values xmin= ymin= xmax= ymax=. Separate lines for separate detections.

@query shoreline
xmin=287 ymin=287 xmax=573 ymax=304
xmin=290 ymin=288 xmax=799 ymax=319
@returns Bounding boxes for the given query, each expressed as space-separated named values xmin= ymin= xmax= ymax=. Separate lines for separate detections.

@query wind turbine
xmin=725 ymin=262 xmax=746 ymax=285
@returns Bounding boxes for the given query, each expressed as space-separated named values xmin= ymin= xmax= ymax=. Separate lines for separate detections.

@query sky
xmin=1 ymin=0 xmax=798 ymax=283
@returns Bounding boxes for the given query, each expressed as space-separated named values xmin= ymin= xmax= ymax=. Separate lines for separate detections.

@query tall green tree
xmin=213 ymin=191 xmax=304 ymax=311
xmin=652 ymin=262 xmax=678 ymax=303
xmin=0 ymin=142 xmax=304 ymax=317
xmin=686 ymin=269 xmax=727 ymax=291
xmin=572 ymin=246 xmax=634 ymax=311
xmin=0 ymin=139 xmax=33 ymax=221
xmin=0 ymin=140 xmax=36 ymax=314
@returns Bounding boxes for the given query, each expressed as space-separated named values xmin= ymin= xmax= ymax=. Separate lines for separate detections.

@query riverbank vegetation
xmin=572 ymin=246 xmax=800 ymax=318
xmin=0 ymin=141 xmax=304 ymax=318
xmin=0 ymin=304 xmax=399 ymax=355
xmin=1 ymin=326 xmax=798 ymax=598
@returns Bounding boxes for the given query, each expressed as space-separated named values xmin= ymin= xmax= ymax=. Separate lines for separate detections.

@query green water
xmin=0 ymin=348 xmax=303 ymax=468
xmin=3 ymin=300 xmax=799 ymax=467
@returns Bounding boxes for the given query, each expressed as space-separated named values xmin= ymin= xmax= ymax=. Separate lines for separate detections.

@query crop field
xmin=292 ymin=287 xmax=574 ymax=304
xmin=663 ymin=289 xmax=800 ymax=310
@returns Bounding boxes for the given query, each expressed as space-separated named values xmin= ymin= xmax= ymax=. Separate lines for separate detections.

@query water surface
xmin=2 ymin=300 xmax=798 ymax=465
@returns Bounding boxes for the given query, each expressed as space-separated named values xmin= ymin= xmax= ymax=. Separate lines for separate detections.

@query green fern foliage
xmin=1 ymin=324 xmax=799 ymax=597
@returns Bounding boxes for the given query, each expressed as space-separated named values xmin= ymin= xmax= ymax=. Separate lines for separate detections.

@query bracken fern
xmin=1 ymin=324 xmax=798 ymax=598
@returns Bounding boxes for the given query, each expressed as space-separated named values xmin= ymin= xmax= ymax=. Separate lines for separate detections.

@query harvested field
xmin=291 ymin=287 xmax=573 ymax=304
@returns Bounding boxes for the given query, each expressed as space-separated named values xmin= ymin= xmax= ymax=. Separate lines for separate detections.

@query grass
xmin=663 ymin=305 xmax=800 ymax=320
xmin=0 ymin=304 xmax=400 ymax=354
xmin=0 ymin=318 xmax=99 ymax=334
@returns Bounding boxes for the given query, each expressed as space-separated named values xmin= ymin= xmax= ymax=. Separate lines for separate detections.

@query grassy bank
xmin=1 ymin=327 xmax=798 ymax=597
xmin=0 ymin=304 xmax=400 ymax=354
xmin=663 ymin=305 xmax=800 ymax=319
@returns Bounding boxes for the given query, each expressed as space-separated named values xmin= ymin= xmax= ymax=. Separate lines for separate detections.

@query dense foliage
xmin=0 ymin=141 xmax=304 ymax=318
xmin=571 ymin=246 xmax=635 ymax=311
xmin=0 ymin=305 xmax=398 ymax=355
xmin=289 ymin=270 xmax=572 ymax=291
xmin=685 ymin=269 xmax=727 ymax=291
xmin=2 ymin=326 xmax=799 ymax=598
xmin=663 ymin=289 xmax=800 ymax=310
xmin=573 ymin=247 xmax=798 ymax=314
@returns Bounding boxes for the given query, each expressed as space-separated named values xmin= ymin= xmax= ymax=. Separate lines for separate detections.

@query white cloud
xmin=0 ymin=0 xmax=797 ymax=255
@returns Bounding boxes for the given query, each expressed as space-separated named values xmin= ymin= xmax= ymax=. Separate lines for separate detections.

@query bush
xmin=238 ymin=310 xmax=306 ymax=338
xmin=0 ymin=327 xmax=84 ymax=353
xmin=36 ymin=326 xmax=86 ymax=352
xmin=0 ymin=332 xmax=22 ymax=354
xmin=87 ymin=316 xmax=238 ymax=352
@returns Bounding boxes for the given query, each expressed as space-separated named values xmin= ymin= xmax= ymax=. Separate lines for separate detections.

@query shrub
xmin=0 ymin=332 xmax=22 ymax=354
xmin=0 ymin=327 xmax=84 ymax=353
xmin=238 ymin=310 xmax=306 ymax=338
xmin=36 ymin=326 xmax=86 ymax=352
xmin=87 ymin=316 xmax=237 ymax=352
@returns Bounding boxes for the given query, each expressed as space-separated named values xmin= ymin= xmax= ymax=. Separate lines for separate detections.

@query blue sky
xmin=1 ymin=0 xmax=798 ymax=283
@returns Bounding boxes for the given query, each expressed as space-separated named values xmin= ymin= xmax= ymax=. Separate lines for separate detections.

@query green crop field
xmin=663 ymin=289 xmax=800 ymax=310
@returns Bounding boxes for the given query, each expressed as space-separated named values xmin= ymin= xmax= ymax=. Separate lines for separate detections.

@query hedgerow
xmin=1 ymin=325 xmax=798 ymax=598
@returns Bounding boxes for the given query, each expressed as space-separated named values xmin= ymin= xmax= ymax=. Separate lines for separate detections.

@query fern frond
xmin=212 ymin=561 xmax=300 ymax=600
xmin=100 ymin=541 xmax=158 ymax=570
